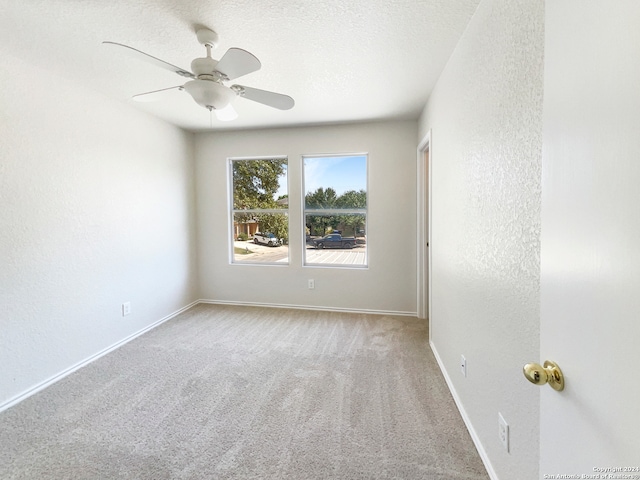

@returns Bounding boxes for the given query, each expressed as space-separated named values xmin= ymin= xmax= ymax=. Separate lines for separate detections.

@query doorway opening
xmin=417 ymin=131 xmax=432 ymax=324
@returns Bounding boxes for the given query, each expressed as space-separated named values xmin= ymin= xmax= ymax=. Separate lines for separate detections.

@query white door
xmin=539 ymin=1 xmax=640 ymax=475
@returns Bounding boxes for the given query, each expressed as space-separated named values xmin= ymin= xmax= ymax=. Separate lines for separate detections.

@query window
xmin=303 ymin=154 xmax=367 ymax=267
xmin=230 ymin=157 xmax=288 ymax=264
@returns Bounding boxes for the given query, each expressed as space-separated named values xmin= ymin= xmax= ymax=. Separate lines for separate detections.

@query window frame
xmin=228 ymin=155 xmax=289 ymax=266
xmin=302 ymin=153 xmax=369 ymax=269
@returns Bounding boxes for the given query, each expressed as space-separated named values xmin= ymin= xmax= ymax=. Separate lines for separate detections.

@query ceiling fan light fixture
xmin=183 ymin=79 xmax=236 ymax=110
xmin=214 ymin=103 xmax=238 ymax=121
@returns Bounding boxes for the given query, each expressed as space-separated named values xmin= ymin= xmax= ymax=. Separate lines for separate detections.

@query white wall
xmin=0 ymin=52 xmax=198 ymax=408
xmin=418 ymin=1 xmax=544 ymax=479
xmin=195 ymin=121 xmax=418 ymax=314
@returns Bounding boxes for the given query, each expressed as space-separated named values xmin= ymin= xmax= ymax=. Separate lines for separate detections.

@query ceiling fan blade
xmin=216 ymin=48 xmax=261 ymax=80
xmin=234 ymin=85 xmax=295 ymax=110
xmin=132 ymin=85 xmax=184 ymax=102
xmin=103 ymin=41 xmax=194 ymax=79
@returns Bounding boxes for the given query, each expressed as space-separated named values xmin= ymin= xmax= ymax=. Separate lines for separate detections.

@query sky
xmin=274 ymin=155 xmax=367 ymax=199
xmin=303 ymin=155 xmax=367 ymax=196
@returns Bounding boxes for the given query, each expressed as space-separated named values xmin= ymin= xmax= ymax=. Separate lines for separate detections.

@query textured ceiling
xmin=0 ymin=0 xmax=481 ymax=131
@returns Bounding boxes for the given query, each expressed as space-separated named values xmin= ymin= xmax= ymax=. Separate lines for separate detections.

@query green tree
xmin=306 ymin=215 xmax=341 ymax=236
xmin=305 ymin=187 xmax=338 ymax=209
xmin=305 ymin=187 xmax=340 ymax=236
xmin=233 ymin=159 xmax=286 ymax=210
xmin=255 ymin=213 xmax=288 ymax=244
xmin=304 ymin=187 xmax=368 ymax=237
xmin=334 ymin=189 xmax=366 ymax=236
xmin=335 ymin=189 xmax=366 ymax=208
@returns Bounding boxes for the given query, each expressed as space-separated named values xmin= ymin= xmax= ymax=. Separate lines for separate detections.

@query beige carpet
xmin=0 ymin=304 xmax=488 ymax=479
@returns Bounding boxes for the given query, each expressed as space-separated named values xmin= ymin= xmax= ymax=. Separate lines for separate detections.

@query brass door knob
xmin=523 ymin=360 xmax=565 ymax=391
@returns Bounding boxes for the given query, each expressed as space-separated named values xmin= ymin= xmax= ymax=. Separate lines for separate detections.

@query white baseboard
xmin=429 ymin=341 xmax=499 ymax=480
xmin=0 ymin=300 xmax=199 ymax=414
xmin=197 ymin=298 xmax=417 ymax=317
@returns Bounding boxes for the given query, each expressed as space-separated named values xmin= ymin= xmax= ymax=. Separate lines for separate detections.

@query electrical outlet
xmin=460 ymin=355 xmax=467 ymax=377
xmin=308 ymin=279 xmax=315 ymax=289
xmin=122 ymin=302 xmax=131 ymax=317
xmin=498 ymin=412 xmax=509 ymax=452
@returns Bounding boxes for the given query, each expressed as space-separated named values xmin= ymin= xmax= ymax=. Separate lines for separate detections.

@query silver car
xmin=253 ymin=232 xmax=280 ymax=246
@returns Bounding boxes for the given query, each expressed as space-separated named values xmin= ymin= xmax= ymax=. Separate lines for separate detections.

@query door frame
xmin=417 ymin=130 xmax=432 ymax=323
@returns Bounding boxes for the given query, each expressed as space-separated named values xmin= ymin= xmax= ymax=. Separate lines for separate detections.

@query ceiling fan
xmin=103 ymin=28 xmax=294 ymax=121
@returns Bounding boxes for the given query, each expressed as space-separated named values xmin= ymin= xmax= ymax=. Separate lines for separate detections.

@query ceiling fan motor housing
xmin=183 ymin=79 xmax=236 ymax=109
xmin=191 ymin=57 xmax=219 ymax=77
